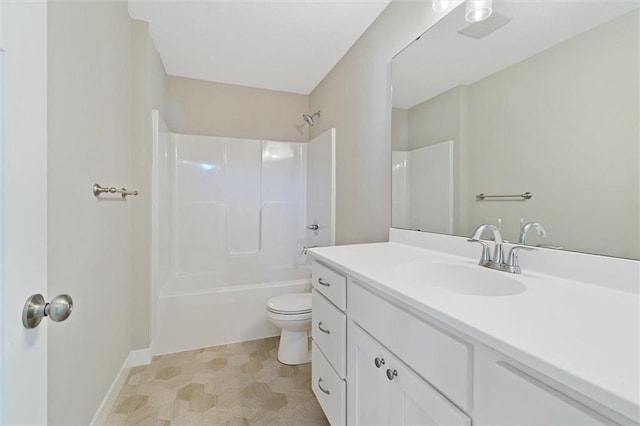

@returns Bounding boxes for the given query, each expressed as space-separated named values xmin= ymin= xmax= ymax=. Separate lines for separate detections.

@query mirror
xmin=391 ymin=1 xmax=639 ymax=260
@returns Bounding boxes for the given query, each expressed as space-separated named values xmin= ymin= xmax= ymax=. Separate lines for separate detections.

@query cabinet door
xmin=478 ymin=361 xmax=611 ymax=425
xmin=348 ymin=322 xmax=391 ymax=425
xmin=348 ymin=322 xmax=471 ymax=426
xmin=388 ymin=360 xmax=471 ymax=426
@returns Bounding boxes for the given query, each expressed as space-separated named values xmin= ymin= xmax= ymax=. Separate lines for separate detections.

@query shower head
xmin=302 ymin=111 xmax=321 ymax=126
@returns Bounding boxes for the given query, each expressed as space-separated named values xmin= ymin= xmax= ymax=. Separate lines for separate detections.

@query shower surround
xmin=151 ymin=111 xmax=335 ymax=355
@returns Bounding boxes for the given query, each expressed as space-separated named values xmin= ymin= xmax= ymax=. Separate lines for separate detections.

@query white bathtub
xmin=153 ymin=267 xmax=311 ymax=355
xmin=150 ymin=115 xmax=332 ymax=356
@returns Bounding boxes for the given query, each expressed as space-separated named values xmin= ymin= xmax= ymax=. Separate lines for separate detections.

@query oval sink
xmin=393 ymin=262 xmax=526 ymax=296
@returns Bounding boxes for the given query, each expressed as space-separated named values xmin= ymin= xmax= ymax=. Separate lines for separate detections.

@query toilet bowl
xmin=266 ymin=293 xmax=312 ymax=365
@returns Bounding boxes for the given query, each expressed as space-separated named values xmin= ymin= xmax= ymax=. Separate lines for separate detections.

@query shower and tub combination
xmin=150 ymin=110 xmax=335 ymax=357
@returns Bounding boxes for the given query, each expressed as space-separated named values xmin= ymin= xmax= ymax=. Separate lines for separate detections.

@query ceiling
xmin=392 ymin=1 xmax=639 ymax=109
xmin=128 ymin=0 xmax=391 ymax=95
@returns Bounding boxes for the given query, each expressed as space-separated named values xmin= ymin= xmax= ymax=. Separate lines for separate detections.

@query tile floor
xmin=104 ymin=337 xmax=329 ymax=425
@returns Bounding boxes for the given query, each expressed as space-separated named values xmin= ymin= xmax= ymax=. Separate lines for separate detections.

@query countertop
xmin=308 ymin=242 xmax=640 ymax=422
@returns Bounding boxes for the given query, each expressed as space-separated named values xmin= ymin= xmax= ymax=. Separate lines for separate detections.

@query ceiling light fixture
xmin=465 ymin=0 xmax=493 ymax=23
xmin=431 ymin=1 xmax=453 ymax=12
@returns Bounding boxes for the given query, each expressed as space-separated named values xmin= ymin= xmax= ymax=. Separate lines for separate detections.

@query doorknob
xmin=22 ymin=294 xmax=73 ymax=329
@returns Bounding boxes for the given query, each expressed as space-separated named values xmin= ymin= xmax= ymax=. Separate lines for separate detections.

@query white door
xmin=1 ymin=1 xmax=49 ymax=424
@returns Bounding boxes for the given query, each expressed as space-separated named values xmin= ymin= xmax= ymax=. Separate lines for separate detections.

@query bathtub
xmin=152 ymin=266 xmax=311 ymax=355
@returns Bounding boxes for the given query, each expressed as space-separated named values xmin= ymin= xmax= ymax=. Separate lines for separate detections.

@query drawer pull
xmin=318 ymin=322 xmax=331 ymax=334
xmin=317 ymin=277 xmax=331 ymax=287
xmin=374 ymin=357 xmax=385 ymax=368
xmin=317 ymin=378 xmax=330 ymax=395
xmin=386 ymin=369 xmax=398 ymax=381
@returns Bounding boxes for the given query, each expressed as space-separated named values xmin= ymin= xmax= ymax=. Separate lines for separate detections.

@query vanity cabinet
xmin=310 ymin=257 xmax=630 ymax=426
xmin=348 ymin=321 xmax=471 ymax=426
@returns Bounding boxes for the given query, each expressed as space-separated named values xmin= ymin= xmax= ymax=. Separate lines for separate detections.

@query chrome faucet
xmin=518 ymin=221 xmax=547 ymax=245
xmin=469 ymin=224 xmax=504 ymax=265
xmin=301 ymin=245 xmax=317 ymax=255
xmin=468 ymin=224 xmax=535 ymax=274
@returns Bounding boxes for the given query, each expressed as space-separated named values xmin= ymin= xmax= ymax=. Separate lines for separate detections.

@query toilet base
xmin=277 ymin=330 xmax=311 ymax=365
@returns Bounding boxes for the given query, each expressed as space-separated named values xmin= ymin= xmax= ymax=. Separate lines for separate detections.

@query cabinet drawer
xmin=312 ymin=261 xmax=346 ymax=311
xmin=312 ymin=290 xmax=346 ymax=378
xmin=312 ymin=342 xmax=346 ymax=426
xmin=349 ymin=281 xmax=472 ymax=410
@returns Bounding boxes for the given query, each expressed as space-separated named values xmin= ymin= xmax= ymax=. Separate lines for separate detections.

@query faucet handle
xmin=507 ymin=245 xmax=536 ymax=267
xmin=467 ymin=239 xmax=492 ymax=265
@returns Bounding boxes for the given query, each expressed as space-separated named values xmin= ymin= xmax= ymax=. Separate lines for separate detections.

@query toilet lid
xmin=267 ymin=293 xmax=311 ymax=314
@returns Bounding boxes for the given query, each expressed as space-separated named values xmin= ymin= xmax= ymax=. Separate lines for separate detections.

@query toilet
xmin=266 ymin=293 xmax=312 ymax=365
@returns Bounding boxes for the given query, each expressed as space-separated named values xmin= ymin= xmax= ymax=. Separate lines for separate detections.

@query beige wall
xmin=47 ymin=2 xmax=134 ymax=424
xmin=463 ymin=10 xmax=639 ymax=259
xmin=165 ymin=76 xmax=309 ymax=142
xmin=309 ymin=2 xmax=451 ymax=245
xmin=131 ymin=20 xmax=167 ymax=350
xmin=407 ymin=86 xmax=463 ymax=151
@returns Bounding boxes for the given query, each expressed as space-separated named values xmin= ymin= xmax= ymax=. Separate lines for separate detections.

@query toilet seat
xmin=266 ymin=310 xmax=312 ymax=321
xmin=266 ymin=293 xmax=311 ymax=315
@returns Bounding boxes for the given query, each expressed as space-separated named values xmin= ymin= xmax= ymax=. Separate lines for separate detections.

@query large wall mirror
xmin=391 ymin=1 xmax=639 ymax=260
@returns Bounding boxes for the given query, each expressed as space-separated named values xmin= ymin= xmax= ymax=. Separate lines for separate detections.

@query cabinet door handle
xmin=374 ymin=357 xmax=385 ymax=368
xmin=317 ymin=378 xmax=330 ymax=395
xmin=318 ymin=321 xmax=331 ymax=334
xmin=386 ymin=369 xmax=398 ymax=381
xmin=317 ymin=278 xmax=331 ymax=287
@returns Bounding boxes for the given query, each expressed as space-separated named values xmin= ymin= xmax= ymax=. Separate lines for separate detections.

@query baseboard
xmin=89 ymin=347 xmax=152 ymax=425
xmin=129 ymin=347 xmax=152 ymax=367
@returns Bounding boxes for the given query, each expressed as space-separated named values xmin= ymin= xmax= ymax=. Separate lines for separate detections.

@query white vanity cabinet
xmin=308 ymin=253 xmax=635 ymax=426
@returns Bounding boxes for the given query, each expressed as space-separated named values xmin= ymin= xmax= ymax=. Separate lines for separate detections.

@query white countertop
xmin=308 ymin=242 xmax=640 ymax=422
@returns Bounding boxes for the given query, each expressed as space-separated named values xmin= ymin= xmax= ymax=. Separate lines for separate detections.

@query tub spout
xmin=302 ymin=245 xmax=317 ymax=255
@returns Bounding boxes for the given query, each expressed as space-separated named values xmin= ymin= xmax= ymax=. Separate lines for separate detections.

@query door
xmin=1 ymin=1 xmax=49 ymax=424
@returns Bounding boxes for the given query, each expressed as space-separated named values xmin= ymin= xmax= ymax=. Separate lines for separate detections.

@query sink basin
xmin=393 ymin=262 xmax=526 ymax=296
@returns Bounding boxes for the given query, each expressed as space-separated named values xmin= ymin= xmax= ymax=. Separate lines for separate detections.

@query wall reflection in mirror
xmin=391 ymin=1 xmax=639 ymax=259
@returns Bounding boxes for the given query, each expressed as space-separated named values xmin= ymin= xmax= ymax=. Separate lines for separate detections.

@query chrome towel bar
xmin=93 ymin=183 xmax=139 ymax=199
xmin=476 ymin=192 xmax=532 ymax=201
